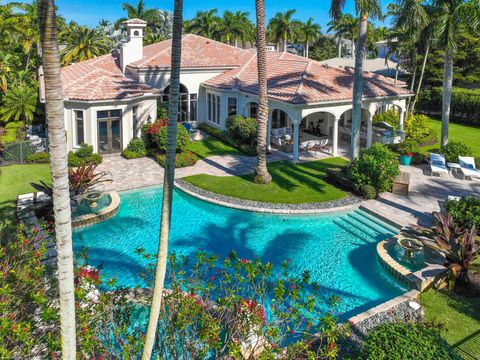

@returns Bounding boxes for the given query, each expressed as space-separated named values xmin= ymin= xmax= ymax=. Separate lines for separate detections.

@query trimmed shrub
xmin=362 ymin=322 xmax=461 ymax=360
xmin=372 ymin=109 xmax=400 ymax=129
xmin=68 ymin=144 xmax=102 ymax=167
xmin=142 ymin=119 xmax=168 ymax=148
xmin=391 ymin=138 xmax=419 ymax=156
xmin=197 ymin=123 xmax=256 ymax=156
xmin=476 ymin=157 xmax=480 ymax=168
xmin=154 ymin=124 xmax=191 ymax=153
xmin=225 ymin=115 xmax=258 ymax=145
xmin=325 ymin=167 xmax=355 ymax=191
xmin=122 ymin=138 xmax=147 ymax=159
xmin=157 ymin=102 xmax=169 ymax=119
xmin=405 ymin=114 xmax=432 ymax=141
xmin=439 ymin=141 xmax=473 ymax=163
xmin=26 ymin=152 xmax=50 ymax=163
xmin=418 ymin=87 xmax=480 ymax=126
xmin=3 ymin=141 xmax=36 ymax=162
xmin=155 ymin=150 xmax=199 ymax=168
xmin=445 ymin=195 xmax=480 ymax=231
xmin=360 ymin=184 xmax=377 ymax=200
xmin=347 ymin=143 xmax=400 ymax=193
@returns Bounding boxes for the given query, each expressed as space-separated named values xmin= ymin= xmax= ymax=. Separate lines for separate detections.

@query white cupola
xmin=120 ymin=18 xmax=147 ymax=72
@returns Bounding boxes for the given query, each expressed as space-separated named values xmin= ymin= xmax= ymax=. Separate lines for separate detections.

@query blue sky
xmin=52 ymin=0 xmax=392 ymax=31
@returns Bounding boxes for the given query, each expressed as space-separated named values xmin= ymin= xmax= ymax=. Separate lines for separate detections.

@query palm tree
xmin=60 ymin=25 xmax=111 ymax=65
xmin=253 ymin=0 xmax=272 ymax=184
xmin=38 ymin=0 xmax=76 ymax=358
xmin=268 ymin=9 xmax=301 ymax=52
xmin=141 ymin=0 xmax=183 ymax=358
xmin=120 ymin=0 xmax=156 ymax=22
xmin=221 ymin=10 xmax=251 ymax=46
xmin=0 ymin=84 xmax=37 ymax=123
xmin=186 ymin=9 xmax=221 ymax=39
xmin=431 ymin=0 xmax=480 ymax=146
xmin=330 ymin=0 xmax=382 ymax=159
xmin=10 ymin=1 xmax=40 ymax=71
xmin=298 ymin=18 xmax=320 ymax=58
xmin=327 ymin=14 xmax=358 ymax=58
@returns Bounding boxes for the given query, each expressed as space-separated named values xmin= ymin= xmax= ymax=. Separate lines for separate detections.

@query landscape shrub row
xmin=121 ymin=138 xmax=147 ymax=159
xmin=67 ymin=144 xmax=102 ymax=167
xmin=197 ymin=120 xmax=257 ymax=156
xmin=418 ymin=87 xmax=480 ymax=126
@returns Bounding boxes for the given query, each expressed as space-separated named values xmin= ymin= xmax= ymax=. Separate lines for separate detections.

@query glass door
xmin=97 ymin=110 xmax=122 ymax=154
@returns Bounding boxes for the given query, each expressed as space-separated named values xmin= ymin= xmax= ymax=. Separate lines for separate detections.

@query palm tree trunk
xmin=38 ymin=0 xmax=76 ymax=358
xmin=351 ymin=35 xmax=355 ymax=58
xmin=234 ymin=37 xmax=238 ymax=47
xmin=351 ymin=13 xmax=368 ymax=159
xmin=337 ymin=38 xmax=342 ymax=58
xmin=441 ymin=48 xmax=454 ymax=147
xmin=254 ymin=0 xmax=272 ymax=184
xmin=406 ymin=52 xmax=417 ymax=114
xmin=305 ymin=40 xmax=309 ymax=58
xmin=283 ymin=34 xmax=287 ymax=52
xmin=141 ymin=0 xmax=183 ymax=358
xmin=410 ymin=43 xmax=430 ymax=115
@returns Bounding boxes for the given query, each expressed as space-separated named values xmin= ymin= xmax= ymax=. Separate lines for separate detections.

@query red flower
xmin=34 ymin=251 xmax=41 ymax=258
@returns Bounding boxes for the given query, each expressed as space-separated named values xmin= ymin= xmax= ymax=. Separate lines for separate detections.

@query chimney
xmin=120 ymin=18 xmax=147 ymax=72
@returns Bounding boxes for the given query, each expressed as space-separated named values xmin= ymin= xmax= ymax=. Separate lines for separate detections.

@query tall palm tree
xmin=268 ymin=9 xmax=301 ymax=52
xmin=186 ymin=9 xmax=221 ymax=39
xmin=431 ymin=0 xmax=480 ymax=146
xmin=38 ymin=0 xmax=76 ymax=358
xmin=330 ymin=0 xmax=381 ymax=159
xmin=221 ymin=10 xmax=251 ymax=46
xmin=60 ymin=25 xmax=111 ymax=65
xmin=298 ymin=18 xmax=320 ymax=58
xmin=327 ymin=14 xmax=358 ymax=58
xmin=253 ymin=0 xmax=272 ymax=184
xmin=122 ymin=0 xmax=156 ymax=22
xmin=141 ymin=0 xmax=183 ymax=358
xmin=10 ymin=1 xmax=40 ymax=71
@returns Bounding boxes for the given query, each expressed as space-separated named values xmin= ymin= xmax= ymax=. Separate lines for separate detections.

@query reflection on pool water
xmin=73 ymin=186 xmax=407 ymax=320
xmin=74 ymin=193 xmax=112 ymax=216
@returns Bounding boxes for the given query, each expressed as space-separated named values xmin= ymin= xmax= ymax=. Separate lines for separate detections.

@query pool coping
xmin=71 ymin=191 xmax=120 ymax=229
xmin=174 ymin=178 xmax=363 ymax=214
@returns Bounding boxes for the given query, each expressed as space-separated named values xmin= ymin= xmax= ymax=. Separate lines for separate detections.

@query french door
xmin=97 ymin=110 xmax=122 ymax=154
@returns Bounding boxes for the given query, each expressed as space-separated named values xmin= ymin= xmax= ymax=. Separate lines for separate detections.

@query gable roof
xmin=60 ymin=52 xmax=158 ymax=101
xmin=204 ymin=51 xmax=411 ymax=104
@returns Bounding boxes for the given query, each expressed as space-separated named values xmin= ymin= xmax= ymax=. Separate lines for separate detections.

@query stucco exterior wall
xmin=64 ymin=97 xmax=157 ymax=153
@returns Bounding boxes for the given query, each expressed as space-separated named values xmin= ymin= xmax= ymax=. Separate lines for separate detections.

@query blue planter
xmin=400 ymin=155 xmax=412 ymax=166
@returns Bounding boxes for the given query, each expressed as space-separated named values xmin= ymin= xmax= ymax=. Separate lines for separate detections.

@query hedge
xmin=418 ymin=87 xmax=480 ymax=126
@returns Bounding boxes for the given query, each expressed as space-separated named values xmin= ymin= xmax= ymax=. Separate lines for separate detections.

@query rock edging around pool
xmin=377 ymin=237 xmax=447 ymax=291
xmin=174 ymin=178 xmax=362 ymax=214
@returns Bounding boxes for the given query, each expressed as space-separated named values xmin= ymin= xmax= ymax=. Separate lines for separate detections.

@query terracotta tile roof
xmin=204 ymin=51 xmax=413 ymax=104
xmin=127 ymin=34 xmax=255 ymax=69
xmin=60 ymin=52 xmax=159 ymax=101
xmin=60 ymin=33 xmax=411 ymax=103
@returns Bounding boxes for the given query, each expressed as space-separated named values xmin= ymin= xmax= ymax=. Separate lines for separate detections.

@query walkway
xmin=362 ymin=165 xmax=480 ymax=227
xmin=97 ymin=150 xmax=290 ymax=192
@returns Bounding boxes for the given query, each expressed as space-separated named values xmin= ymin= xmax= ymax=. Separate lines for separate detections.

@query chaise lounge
xmin=429 ymin=153 xmax=449 ymax=176
xmin=459 ymin=156 xmax=480 ymax=179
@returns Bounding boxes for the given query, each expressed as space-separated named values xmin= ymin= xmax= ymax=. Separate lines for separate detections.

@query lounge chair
xmin=429 ymin=153 xmax=449 ymax=176
xmin=459 ymin=156 xmax=480 ymax=179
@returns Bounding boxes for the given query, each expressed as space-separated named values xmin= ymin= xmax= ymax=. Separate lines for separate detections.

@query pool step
xmin=334 ymin=215 xmax=385 ymax=240
xmin=351 ymin=210 xmax=400 ymax=234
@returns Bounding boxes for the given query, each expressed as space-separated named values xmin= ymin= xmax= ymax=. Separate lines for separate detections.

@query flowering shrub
xmin=142 ymin=118 xmax=168 ymax=148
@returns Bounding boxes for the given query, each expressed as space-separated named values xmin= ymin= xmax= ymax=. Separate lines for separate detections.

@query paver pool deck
xmin=97 ymin=153 xmax=480 ymax=227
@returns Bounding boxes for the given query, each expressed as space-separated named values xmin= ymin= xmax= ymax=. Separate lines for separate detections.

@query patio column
xmin=332 ymin=117 xmax=340 ymax=156
xmin=293 ymin=121 xmax=300 ymax=163
xmin=266 ymin=110 xmax=272 ymax=151
xmin=399 ymin=107 xmax=405 ymax=131
xmin=366 ymin=112 xmax=373 ymax=148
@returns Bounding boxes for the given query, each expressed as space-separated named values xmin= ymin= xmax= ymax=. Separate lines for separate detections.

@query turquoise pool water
xmin=73 ymin=186 xmax=406 ymax=319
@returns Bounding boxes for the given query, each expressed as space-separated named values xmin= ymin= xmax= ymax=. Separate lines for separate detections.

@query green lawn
xmin=0 ymin=164 xmax=51 ymax=209
xmin=189 ymin=137 xmax=242 ymax=158
xmin=183 ymin=157 xmax=349 ymax=204
xmin=420 ymin=289 xmax=480 ymax=360
xmin=421 ymin=118 xmax=480 ymax=157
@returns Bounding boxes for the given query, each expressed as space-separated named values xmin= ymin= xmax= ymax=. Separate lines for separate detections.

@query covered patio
xmin=265 ymin=97 xmax=410 ymax=162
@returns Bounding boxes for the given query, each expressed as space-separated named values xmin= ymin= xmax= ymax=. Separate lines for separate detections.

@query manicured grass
xmin=0 ymin=164 xmax=51 ymax=208
xmin=421 ymin=117 xmax=480 ymax=157
xmin=189 ymin=137 xmax=242 ymax=158
xmin=420 ymin=289 xmax=480 ymax=360
xmin=183 ymin=157 xmax=349 ymax=204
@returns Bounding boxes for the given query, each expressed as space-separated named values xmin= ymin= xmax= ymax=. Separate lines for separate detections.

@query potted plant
xmin=397 ymin=139 xmax=419 ymax=166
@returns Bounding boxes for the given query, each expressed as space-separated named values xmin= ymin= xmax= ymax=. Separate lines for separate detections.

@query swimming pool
xmin=73 ymin=186 xmax=406 ymax=319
